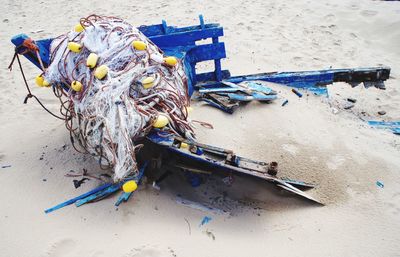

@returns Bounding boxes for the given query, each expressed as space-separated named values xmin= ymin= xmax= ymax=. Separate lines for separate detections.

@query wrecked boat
xmin=9 ymin=15 xmax=391 ymax=212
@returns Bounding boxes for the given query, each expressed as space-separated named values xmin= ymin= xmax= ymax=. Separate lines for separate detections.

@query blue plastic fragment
xmin=200 ymin=216 xmax=212 ymax=226
xmin=367 ymin=121 xmax=400 ymax=135
xmin=376 ymin=181 xmax=384 ymax=188
xmin=282 ymin=99 xmax=289 ymax=106
xmin=367 ymin=121 xmax=400 ymax=127
xmin=291 ymin=88 xmax=303 ymax=98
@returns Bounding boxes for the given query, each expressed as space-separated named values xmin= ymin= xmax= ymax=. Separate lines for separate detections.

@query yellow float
xmin=74 ymin=23 xmax=84 ymax=33
xmin=71 ymin=81 xmax=83 ymax=92
xmin=132 ymin=41 xmax=147 ymax=51
xmin=86 ymin=53 xmax=98 ymax=68
xmin=67 ymin=42 xmax=83 ymax=53
xmin=153 ymin=114 xmax=169 ymax=128
xmin=122 ymin=180 xmax=138 ymax=193
xmin=163 ymin=56 xmax=178 ymax=67
xmin=141 ymin=76 xmax=155 ymax=89
xmin=94 ymin=65 xmax=109 ymax=79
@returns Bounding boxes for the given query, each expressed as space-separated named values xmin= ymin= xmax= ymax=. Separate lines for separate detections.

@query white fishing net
xmin=43 ymin=15 xmax=194 ymax=181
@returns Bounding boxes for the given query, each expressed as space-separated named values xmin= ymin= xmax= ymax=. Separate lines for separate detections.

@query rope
xmin=9 ymin=51 xmax=66 ymax=120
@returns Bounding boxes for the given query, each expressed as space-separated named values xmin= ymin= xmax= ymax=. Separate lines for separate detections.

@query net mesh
xmin=43 ymin=15 xmax=194 ymax=181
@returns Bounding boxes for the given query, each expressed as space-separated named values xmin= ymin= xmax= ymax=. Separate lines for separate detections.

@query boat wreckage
xmin=9 ymin=15 xmax=391 ymax=213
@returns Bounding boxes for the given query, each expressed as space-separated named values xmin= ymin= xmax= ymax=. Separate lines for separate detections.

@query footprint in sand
xmin=43 ymin=238 xmax=77 ymax=257
xmin=360 ymin=10 xmax=378 ymax=17
xmin=123 ymin=245 xmax=176 ymax=257
xmin=326 ymin=155 xmax=346 ymax=170
xmin=281 ymin=144 xmax=298 ymax=155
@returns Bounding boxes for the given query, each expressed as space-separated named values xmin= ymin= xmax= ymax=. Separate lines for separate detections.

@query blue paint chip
xmin=376 ymin=181 xmax=384 ymax=188
xmin=200 ymin=216 xmax=212 ymax=226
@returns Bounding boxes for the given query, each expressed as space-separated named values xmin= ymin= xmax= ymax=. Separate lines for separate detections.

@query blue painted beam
xmin=44 ymin=183 xmax=112 ymax=214
xmin=187 ymin=43 xmax=226 ymax=63
xmin=75 ymin=183 xmax=122 ymax=207
xmin=149 ymin=27 xmax=223 ymax=47
xmin=139 ymin=23 xmax=220 ymax=37
xmin=196 ymin=70 xmax=230 ymax=82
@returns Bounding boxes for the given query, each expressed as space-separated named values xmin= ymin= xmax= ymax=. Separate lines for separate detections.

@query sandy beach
xmin=1 ymin=0 xmax=400 ymax=256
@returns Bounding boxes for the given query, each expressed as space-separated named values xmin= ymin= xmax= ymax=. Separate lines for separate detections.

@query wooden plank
xmin=44 ymin=183 xmax=112 ymax=214
xmin=187 ymin=43 xmax=226 ymax=63
xmin=149 ymin=27 xmax=224 ymax=47
xmin=139 ymin=23 xmax=220 ymax=37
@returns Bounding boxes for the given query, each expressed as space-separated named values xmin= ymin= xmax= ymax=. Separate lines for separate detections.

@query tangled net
xmin=43 ymin=15 xmax=194 ymax=181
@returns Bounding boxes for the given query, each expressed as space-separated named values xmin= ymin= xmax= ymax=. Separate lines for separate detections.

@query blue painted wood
xmin=367 ymin=121 xmax=400 ymax=127
xmin=186 ymin=43 xmax=226 ymax=63
xmin=44 ymin=183 xmax=112 ymax=214
xmin=196 ymin=70 xmax=230 ymax=82
xmin=149 ymin=27 xmax=223 ymax=47
xmin=368 ymin=120 xmax=400 ymax=135
xmin=139 ymin=23 xmax=220 ymax=37
xmin=11 ymin=34 xmax=52 ymax=69
xmin=75 ymin=183 xmax=122 ymax=207
xmin=224 ymin=93 xmax=277 ymax=101
xmin=162 ymin=20 xmax=168 ymax=34
xmin=199 ymin=15 xmax=205 ymax=29
xmin=197 ymin=70 xmax=335 ymax=89
xmin=115 ymin=192 xmax=132 ymax=206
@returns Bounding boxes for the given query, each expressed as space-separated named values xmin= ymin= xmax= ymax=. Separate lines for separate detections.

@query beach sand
xmin=0 ymin=0 xmax=400 ymax=256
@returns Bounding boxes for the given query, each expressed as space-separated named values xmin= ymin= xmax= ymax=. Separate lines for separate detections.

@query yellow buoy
xmin=67 ymin=42 xmax=83 ymax=53
xmin=180 ymin=142 xmax=189 ymax=149
xmin=163 ymin=56 xmax=178 ymax=67
xmin=186 ymin=106 xmax=193 ymax=114
xmin=153 ymin=114 xmax=169 ymax=128
xmin=71 ymin=81 xmax=83 ymax=92
xmin=35 ymin=74 xmax=50 ymax=87
xmin=86 ymin=53 xmax=98 ymax=68
xmin=74 ymin=23 xmax=84 ymax=33
xmin=42 ymin=79 xmax=50 ymax=87
xmin=94 ymin=65 xmax=109 ymax=80
xmin=141 ymin=76 xmax=155 ymax=89
xmin=132 ymin=41 xmax=147 ymax=51
xmin=35 ymin=74 xmax=45 ymax=87
xmin=122 ymin=180 xmax=138 ymax=193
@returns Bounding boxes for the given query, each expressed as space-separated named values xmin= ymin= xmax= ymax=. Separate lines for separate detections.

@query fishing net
xmin=43 ymin=15 xmax=194 ymax=181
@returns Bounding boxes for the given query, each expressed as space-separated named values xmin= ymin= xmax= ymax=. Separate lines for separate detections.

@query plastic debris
xmin=347 ymin=98 xmax=357 ymax=103
xmin=378 ymin=111 xmax=386 ymax=116
xmin=73 ymin=178 xmax=89 ymax=188
xmin=376 ymin=181 xmax=384 ymax=188
xmin=368 ymin=121 xmax=400 ymax=135
xmin=198 ymin=81 xmax=277 ymax=113
xmin=44 ymin=183 xmax=113 ymax=214
xmin=343 ymin=102 xmax=354 ymax=110
xmin=199 ymin=216 xmax=212 ymax=226
xmin=204 ymin=230 xmax=216 ymax=240
xmin=281 ymin=99 xmax=289 ymax=106
xmin=291 ymin=88 xmax=303 ymax=98
xmin=1 ymin=165 xmax=11 ymax=169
